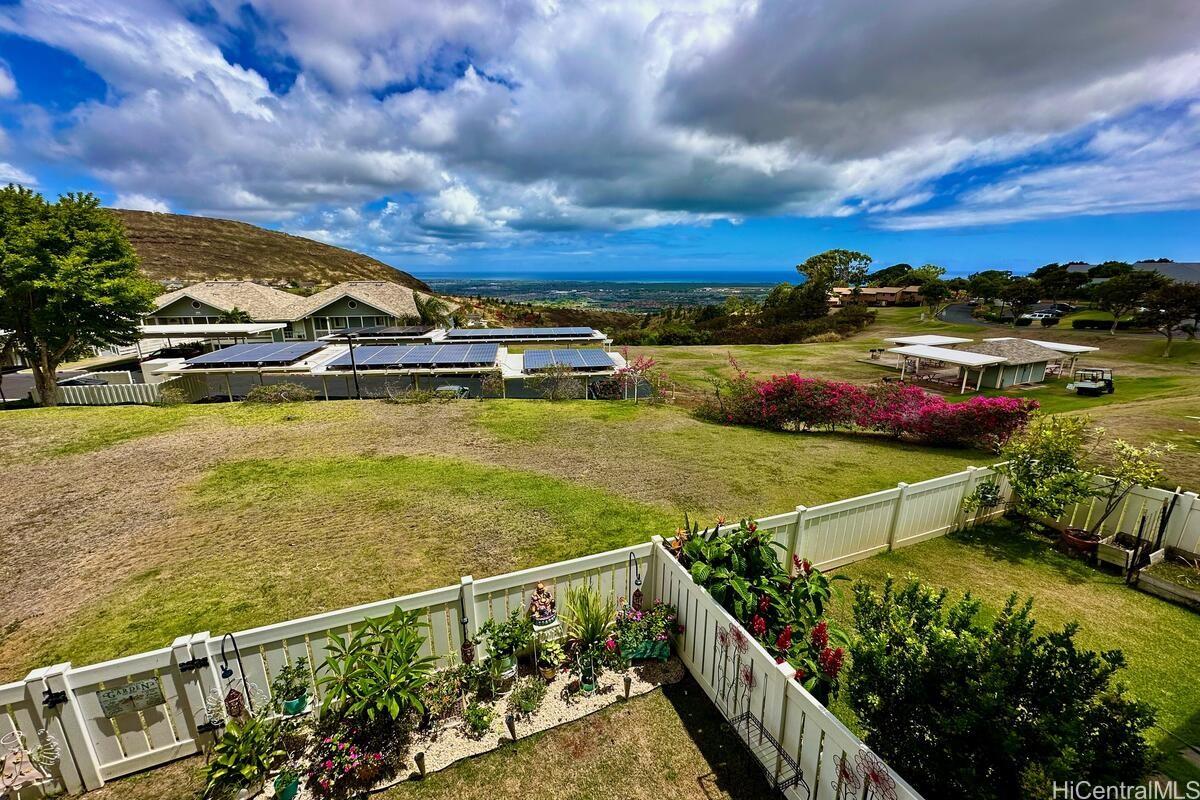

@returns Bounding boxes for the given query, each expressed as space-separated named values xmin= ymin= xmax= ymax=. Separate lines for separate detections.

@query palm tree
xmin=217 ymin=307 xmax=253 ymax=323
xmin=414 ymin=294 xmax=452 ymax=327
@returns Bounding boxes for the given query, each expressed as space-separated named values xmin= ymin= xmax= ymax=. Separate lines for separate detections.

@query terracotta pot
xmin=1060 ymin=527 xmax=1099 ymax=555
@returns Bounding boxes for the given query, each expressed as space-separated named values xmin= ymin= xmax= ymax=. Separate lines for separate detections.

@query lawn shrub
xmin=699 ymin=368 xmax=1036 ymax=450
xmin=506 ymin=677 xmax=547 ymax=717
xmin=463 ymin=700 xmax=495 ymax=738
xmin=1072 ymin=318 xmax=1134 ymax=330
xmin=244 ymin=382 xmax=315 ymax=404
xmin=849 ymin=578 xmax=1156 ymax=800
xmin=155 ymin=386 xmax=189 ymax=406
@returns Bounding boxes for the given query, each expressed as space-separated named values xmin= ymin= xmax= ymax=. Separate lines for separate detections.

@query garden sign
xmin=97 ymin=679 xmax=165 ymax=718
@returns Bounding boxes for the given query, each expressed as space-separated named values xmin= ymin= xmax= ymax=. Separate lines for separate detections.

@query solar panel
xmin=186 ymin=341 xmax=324 ymax=367
xmin=324 ymin=343 xmax=499 ymax=370
xmin=523 ymin=348 xmax=614 ymax=372
xmin=445 ymin=327 xmax=594 ymax=339
xmin=577 ymin=349 xmax=614 ymax=369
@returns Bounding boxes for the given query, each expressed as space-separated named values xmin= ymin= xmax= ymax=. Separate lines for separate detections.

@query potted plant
xmin=273 ymin=764 xmax=300 ymax=800
xmin=572 ymin=643 xmax=605 ymax=694
xmin=270 ymin=657 xmax=311 ymax=716
xmin=537 ymin=640 xmax=565 ymax=680
xmin=616 ymin=601 xmax=681 ymax=661
xmin=203 ymin=716 xmax=284 ymax=800
xmin=479 ymin=610 xmax=534 ymax=680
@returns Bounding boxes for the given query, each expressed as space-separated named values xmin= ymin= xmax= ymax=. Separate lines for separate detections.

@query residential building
xmin=830 ymin=285 xmax=924 ymax=306
xmin=1064 ymin=261 xmax=1200 ymax=284
xmin=147 ymin=280 xmax=439 ymax=342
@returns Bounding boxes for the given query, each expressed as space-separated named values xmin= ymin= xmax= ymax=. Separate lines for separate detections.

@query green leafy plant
xmin=562 ymin=586 xmax=616 ymax=649
xmin=478 ymin=610 xmax=534 ymax=659
xmin=462 ymin=700 xmax=495 ymax=738
xmin=155 ymin=386 xmax=188 ymax=407
xmin=506 ymin=677 xmax=546 ymax=717
xmin=317 ymin=607 xmax=436 ymax=722
xmin=679 ymin=518 xmax=849 ymax=701
xmin=270 ymin=657 xmax=311 ymax=707
xmin=848 ymin=577 xmax=1156 ymax=800
xmin=203 ymin=716 xmax=284 ymax=799
xmin=306 ymin=718 xmax=395 ymax=798
xmin=419 ymin=664 xmax=470 ymax=723
xmin=537 ymin=640 xmax=565 ymax=671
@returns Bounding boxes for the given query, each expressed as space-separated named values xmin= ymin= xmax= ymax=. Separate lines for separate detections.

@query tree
xmin=966 ymin=269 xmax=1012 ymax=305
xmin=1092 ymin=271 xmax=1168 ymax=334
xmin=866 ymin=262 xmax=912 ymax=286
xmin=919 ymin=278 xmax=954 ymax=317
xmin=849 ymin=578 xmax=1155 ymax=800
xmin=1139 ymin=282 xmax=1200 ymax=356
xmin=217 ymin=307 xmax=252 ymax=323
xmin=998 ymin=277 xmax=1041 ymax=325
xmin=413 ymin=293 xmax=452 ymax=326
xmin=990 ymin=415 xmax=1098 ymax=521
xmin=1030 ymin=264 xmax=1087 ymax=305
xmin=1088 ymin=260 xmax=1133 ymax=279
xmin=907 ymin=263 xmax=945 ymax=285
xmin=0 ymin=186 xmax=156 ymax=406
xmin=795 ymin=249 xmax=872 ymax=290
xmin=760 ymin=281 xmax=828 ymax=324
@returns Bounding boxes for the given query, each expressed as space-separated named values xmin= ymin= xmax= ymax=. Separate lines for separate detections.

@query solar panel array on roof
xmin=523 ymin=348 xmax=614 ymax=372
xmin=445 ymin=327 xmax=595 ymax=340
xmin=325 ymin=325 xmax=435 ymax=338
xmin=186 ymin=341 xmax=325 ymax=367
xmin=325 ymin=343 xmax=499 ymax=370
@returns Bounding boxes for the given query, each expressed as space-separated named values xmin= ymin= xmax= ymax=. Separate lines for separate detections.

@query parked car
xmin=1048 ymin=303 xmax=1076 ymax=314
xmin=1021 ymin=312 xmax=1057 ymax=320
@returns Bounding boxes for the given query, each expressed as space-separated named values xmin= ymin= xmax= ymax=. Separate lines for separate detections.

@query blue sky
xmin=1 ymin=1 xmax=1199 ymax=280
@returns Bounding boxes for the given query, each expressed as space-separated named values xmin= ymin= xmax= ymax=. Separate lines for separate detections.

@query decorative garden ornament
xmin=528 ymin=582 xmax=556 ymax=627
xmin=831 ymin=753 xmax=862 ymax=799
xmin=627 ymin=552 xmax=644 ymax=611
xmin=854 ymin=749 xmax=898 ymax=800
xmin=0 ymin=729 xmax=60 ymax=793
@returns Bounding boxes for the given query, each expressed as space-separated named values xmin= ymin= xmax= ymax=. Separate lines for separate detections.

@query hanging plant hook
xmin=628 ymin=552 xmax=644 ymax=611
xmin=219 ymin=632 xmax=255 ymax=715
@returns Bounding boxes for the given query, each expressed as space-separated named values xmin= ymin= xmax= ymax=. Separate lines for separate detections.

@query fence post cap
xmin=650 ymin=534 xmax=664 ymax=544
xmin=795 ymin=505 xmax=808 ymax=513
xmin=23 ymin=666 xmax=51 ymax=683
xmin=460 ymin=575 xmax=474 ymax=585
xmin=171 ymin=634 xmax=193 ymax=648
xmin=897 ymin=481 xmax=910 ymax=489
xmin=774 ymin=660 xmax=796 ymax=680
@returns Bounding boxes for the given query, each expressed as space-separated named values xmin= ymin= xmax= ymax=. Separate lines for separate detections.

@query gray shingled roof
xmin=154 ymin=280 xmax=449 ymax=322
xmin=297 ymin=281 xmax=422 ymax=320
xmin=152 ymin=281 xmax=305 ymax=319
xmin=955 ymin=339 xmax=1064 ymax=365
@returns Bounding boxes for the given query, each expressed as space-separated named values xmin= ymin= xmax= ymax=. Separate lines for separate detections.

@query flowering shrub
xmin=615 ymin=600 xmax=683 ymax=657
xmin=307 ymin=723 xmax=388 ymax=798
xmin=700 ymin=368 xmax=1037 ymax=451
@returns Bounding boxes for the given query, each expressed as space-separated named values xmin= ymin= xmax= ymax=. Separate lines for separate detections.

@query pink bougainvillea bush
xmin=700 ymin=369 xmax=1037 ymax=451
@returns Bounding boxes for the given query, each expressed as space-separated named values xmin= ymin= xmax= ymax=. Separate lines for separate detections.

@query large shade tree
xmin=1092 ymin=271 xmax=1168 ymax=334
xmin=998 ymin=277 xmax=1042 ymax=325
xmin=1139 ymin=282 xmax=1200 ymax=356
xmin=0 ymin=186 xmax=156 ymax=406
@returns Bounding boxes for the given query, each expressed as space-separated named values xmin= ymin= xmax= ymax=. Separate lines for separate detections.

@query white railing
xmin=5 ymin=463 xmax=1191 ymax=797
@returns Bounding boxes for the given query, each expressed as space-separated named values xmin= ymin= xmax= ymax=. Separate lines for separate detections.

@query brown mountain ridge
xmin=110 ymin=209 xmax=431 ymax=293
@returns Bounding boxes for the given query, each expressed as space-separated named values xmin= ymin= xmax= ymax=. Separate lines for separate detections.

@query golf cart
xmin=1067 ymin=368 xmax=1114 ymax=397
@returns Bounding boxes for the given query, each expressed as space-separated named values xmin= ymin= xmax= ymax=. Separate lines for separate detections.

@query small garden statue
xmin=528 ymin=582 xmax=557 ymax=627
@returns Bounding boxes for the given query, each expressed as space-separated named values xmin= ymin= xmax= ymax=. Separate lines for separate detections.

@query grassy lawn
xmin=84 ymin=680 xmax=770 ymax=800
xmin=0 ymin=399 xmax=987 ymax=680
xmin=833 ymin=520 xmax=1200 ymax=783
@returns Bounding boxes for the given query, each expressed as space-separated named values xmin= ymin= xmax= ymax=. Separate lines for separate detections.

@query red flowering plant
xmin=700 ymin=366 xmax=1037 ymax=452
xmin=679 ymin=517 xmax=849 ymax=703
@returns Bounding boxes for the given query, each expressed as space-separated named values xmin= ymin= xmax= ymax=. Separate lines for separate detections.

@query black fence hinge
xmin=42 ymin=689 xmax=68 ymax=708
xmin=178 ymin=656 xmax=210 ymax=673
xmin=197 ymin=720 xmax=225 ymax=735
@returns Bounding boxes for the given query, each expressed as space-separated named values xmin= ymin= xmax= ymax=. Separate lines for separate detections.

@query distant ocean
xmin=418 ymin=268 xmax=795 ymax=284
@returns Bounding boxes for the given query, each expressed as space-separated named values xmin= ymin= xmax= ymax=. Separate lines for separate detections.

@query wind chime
xmin=0 ymin=729 xmax=60 ymax=794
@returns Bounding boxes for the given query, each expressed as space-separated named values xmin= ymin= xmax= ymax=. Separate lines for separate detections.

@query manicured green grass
xmin=973 ymin=376 xmax=1196 ymax=415
xmin=833 ymin=521 xmax=1200 ymax=783
xmin=27 ymin=453 xmax=679 ymax=670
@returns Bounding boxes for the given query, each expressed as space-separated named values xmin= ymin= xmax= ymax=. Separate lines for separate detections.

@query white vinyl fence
xmin=36 ymin=375 xmax=206 ymax=406
xmin=1051 ymin=478 xmax=1200 ymax=557
xmin=4 ymin=463 xmax=1191 ymax=798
